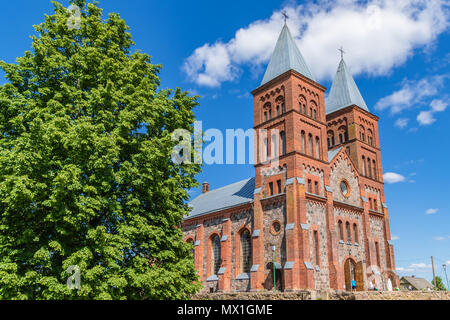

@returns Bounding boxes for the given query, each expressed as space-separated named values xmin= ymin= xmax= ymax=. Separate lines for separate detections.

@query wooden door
xmin=344 ymin=259 xmax=351 ymax=291
xmin=355 ymin=261 xmax=364 ymax=291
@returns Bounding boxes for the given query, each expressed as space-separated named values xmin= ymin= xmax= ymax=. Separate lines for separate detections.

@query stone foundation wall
xmin=192 ymin=290 xmax=450 ymax=300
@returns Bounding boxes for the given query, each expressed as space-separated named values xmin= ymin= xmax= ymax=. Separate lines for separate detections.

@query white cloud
xmin=430 ymin=99 xmax=448 ymax=112
xmin=417 ymin=110 xmax=436 ymax=125
xmin=434 ymin=236 xmax=447 ymax=241
xmin=391 ymin=235 xmax=400 ymax=240
xmin=183 ymin=0 xmax=449 ymax=87
xmin=417 ymin=99 xmax=448 ymax=125
xmin=409 ymin=263 xmax=432 ymax=270
xmin=395 ymin=118 xmax=410 ymax=129
xmin=374 ymin=76 xmax=445 ymax=114
xmin=426 ymin=208 xmax=439 ymax=215
xmin=383 ymin=172 xmax=406 ymax=184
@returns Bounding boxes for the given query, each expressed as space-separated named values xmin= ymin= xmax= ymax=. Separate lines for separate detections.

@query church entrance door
xmin=344 ymin=258 xmax=356 ymax=292
xmin=355 ymin=261 xmax=364 ymax=291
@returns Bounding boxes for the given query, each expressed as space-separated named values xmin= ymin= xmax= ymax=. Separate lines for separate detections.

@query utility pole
xmin=272 ymin=245 xmax=276 ymax=293
xmin=431 ymin=256 xmax=436 ymax=290
xmin=443 ymin=264 xmax=449 ymax=291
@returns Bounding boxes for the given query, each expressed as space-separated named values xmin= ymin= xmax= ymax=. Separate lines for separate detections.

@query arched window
xmin=212 ymin=235 xmax=221 ymax=275
xmin=280 ymin=131 xmax=286 ymax=156
xmin=315 ymin=137 xmax=320 ymax=159
xmin=187 ymin=239 xmax=195 ymax=261
xmin=339 ymin=133 xmax=343 ymax=144
xmin=373 ymin=160 xmax=377 ymax=180
xmin=362 ymin=156 xmax=366 ymax=176
xmin=299 ymin=96 xmax=307 ymax=114
xmin=346 ymin=222 xmax=352 ymax=243
xmin=353 ymin=224 xmax=358 ymax=244
xmin=240 ymin=230 xmax=252 ymax=274
xmin=276 ymin=105 xmax=280 ymax=116
xmin=313 ymin=109 xmax=317 ymax=120
xmin=338 ymin=220 xmax=344 ymax=241
xmin=308 ymin=134 xmax=313 ymax=156
xmin=264 ymin=137 xmax=269 ymax=159
xmin=313 ymin=231 xmax=320 ymax=266
xmin=367 ymin=129 xmax=374 ymax=146
xmin=310 ymin=107 xmax=313 ymax=117
xmin=360 ymin=125 xmax=365 ymax=142
xmin=375 ymin=241 xmax=381 ymax=267
xmin=328 ymin=131 xmax=335 ymax=147
xmin=367 ymin=158 xmax=372 ymax=178
xmin=301 ymin=131 xmax=306 ymax=154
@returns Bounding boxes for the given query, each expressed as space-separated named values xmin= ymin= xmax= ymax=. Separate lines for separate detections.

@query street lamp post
xmin=271 ymin=245 xmax=276 ymax=292
xmin=443 ymin=264 xmax=449 ymax=291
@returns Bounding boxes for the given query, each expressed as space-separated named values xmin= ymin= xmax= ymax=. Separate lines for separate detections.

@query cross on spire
xmin=281 ymin=11 xmax=289 ymax=25
xmin=338 ymin=46 xmax=345 ymax=60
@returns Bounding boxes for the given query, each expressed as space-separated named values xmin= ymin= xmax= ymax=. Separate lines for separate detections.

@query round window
xmin=271 ymin=221 xmax=281 ymax=235
xmin=340 ymin=180 xmax=350 ymax=197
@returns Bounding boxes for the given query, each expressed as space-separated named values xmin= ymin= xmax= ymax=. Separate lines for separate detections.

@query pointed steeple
xmin=326 ymin=58 xmax=369 ymax=114
xmin=261 ymin=24 xmax=314 ymax=86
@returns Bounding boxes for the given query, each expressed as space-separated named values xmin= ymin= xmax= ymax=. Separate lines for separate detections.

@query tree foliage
xmin=0 ymin=0 xmax=201 ymax=299
xmin=432 ymin=276 xmax=447 ymax=291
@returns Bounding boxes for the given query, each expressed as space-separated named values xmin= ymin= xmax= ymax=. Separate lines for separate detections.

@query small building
xmin=400 ymin=276 xmax=433 ymax=291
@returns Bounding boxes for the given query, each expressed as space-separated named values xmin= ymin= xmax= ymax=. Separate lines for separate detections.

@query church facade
xmin=182 ymin=24 xmax=399 ymax=293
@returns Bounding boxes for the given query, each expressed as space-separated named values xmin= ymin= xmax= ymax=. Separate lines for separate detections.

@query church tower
xmin=326 ymin=57 xmax=397 ymax=284
xmin=250 ymin=24 xmax=331 ymax=291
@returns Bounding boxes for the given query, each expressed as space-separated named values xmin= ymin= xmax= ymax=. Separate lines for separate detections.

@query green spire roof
xmin=326 ymin=58 xmax=369 ymax=114
xmin=261 ymin=24 xmax=314 ymax=85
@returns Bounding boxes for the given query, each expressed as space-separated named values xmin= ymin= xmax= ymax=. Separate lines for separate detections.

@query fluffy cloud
xmin=183 ymin=0 xmax=449 ymax=87
xmin=383 ymin=172 xmax=406 ymax=184
xmin=417 ymin=99 xmax=448 ymax=125
xmin=395 ymin=118 xmax=410 ymax=129
xmin=374 ymin=76 xmax=446 ymax=114
xmin=426 ymin=208 xmax=439 ymax=215
xmin=397 ymin=263 xmax=432 ymax=274
xmin=391 ymin=235 xmax=400 ymax=241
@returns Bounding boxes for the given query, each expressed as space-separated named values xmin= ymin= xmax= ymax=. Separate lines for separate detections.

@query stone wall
xmin=192 ymin=290 xmax=450 ymax=300
xmin=330 ymin=153 xmax=360 ymax=207
xmin=306 ymin=200 xmax=330 ymax=290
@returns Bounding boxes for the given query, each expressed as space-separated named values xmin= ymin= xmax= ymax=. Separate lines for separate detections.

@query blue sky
xmin=0 ymin=0 xmax=449 ymax=286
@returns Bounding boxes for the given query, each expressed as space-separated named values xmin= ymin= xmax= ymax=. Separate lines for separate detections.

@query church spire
xmin=261 ymin=24 xmax=315 ymax=86
xmin=326 ymin=56 xmax=369 ymax=114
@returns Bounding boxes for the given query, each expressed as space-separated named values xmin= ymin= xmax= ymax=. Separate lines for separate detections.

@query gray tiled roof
xmin=261 ymin=24 xmax=315 ymax=86
xmin=326 ymin=58 xmax=368 ymax=114
xmin=186 ymin=177 xmax=255 ymax=220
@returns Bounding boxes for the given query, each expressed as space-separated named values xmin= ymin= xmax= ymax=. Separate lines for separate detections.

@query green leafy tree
xmin=0 ymin=0 xmax=201 ymax=300
xmin=432 ymin=277 xmax=447 ymax=291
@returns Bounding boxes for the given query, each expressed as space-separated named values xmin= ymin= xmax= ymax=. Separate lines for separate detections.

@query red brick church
xmin=182 ymin=24 xmax=399 ymax=292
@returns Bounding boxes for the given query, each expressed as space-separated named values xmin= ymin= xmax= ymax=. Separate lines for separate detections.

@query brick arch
xmin=233 ymin=225 xmax=252 ymax=277
xmin=206 ymin=232 xmax=222 ymax=279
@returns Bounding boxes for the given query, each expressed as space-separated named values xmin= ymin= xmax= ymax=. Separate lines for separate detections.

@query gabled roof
xmin=328 ymin=148 xmax=342 ymax=162
xmin=261 ymin=24 xmax=315 ymax=86
xmin=328 ymin=147 xmax=360 ymax=178
xmin=326 ymin=58 xmax=369 ymax=114
xmin=186 ymin=178 xmax=255 ymax=220
xmin=401 ymin=277 xmax=434 ymax=290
